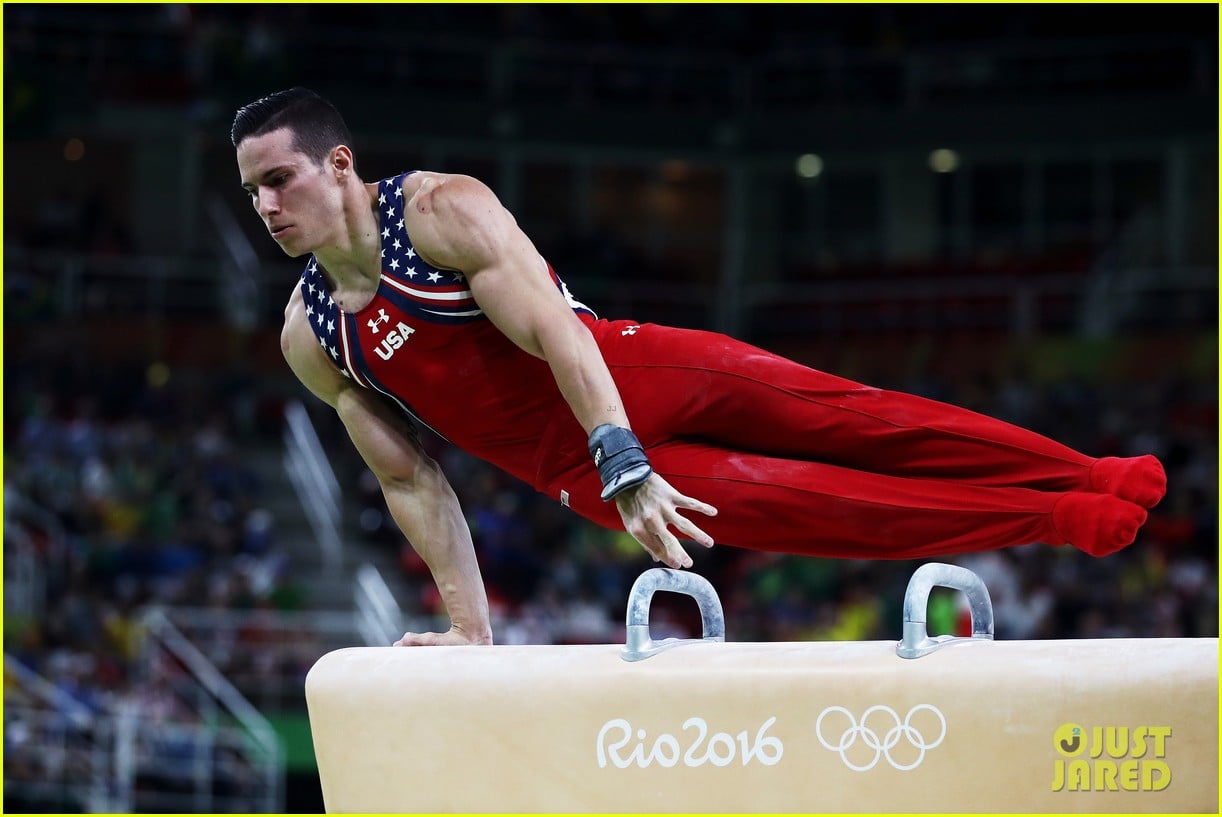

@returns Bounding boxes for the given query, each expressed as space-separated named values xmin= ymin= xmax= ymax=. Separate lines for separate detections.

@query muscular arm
xmin=281 ymin=287 xmax=491 ymax=645
xmin=403 ymin=174 xmax=717 ymax=567
xmin=406 ymin=174 xmax=625 ymax=435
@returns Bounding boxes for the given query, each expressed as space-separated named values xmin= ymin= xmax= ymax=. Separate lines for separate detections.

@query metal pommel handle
xmin=896 ymin=562 xmax=994 ymax=659
xmin=621 ymin=568 xmax=725 ymax=661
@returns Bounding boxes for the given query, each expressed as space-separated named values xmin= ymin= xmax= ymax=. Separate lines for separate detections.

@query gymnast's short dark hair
xmin=231 ymin=87 xmax=353 ymax=167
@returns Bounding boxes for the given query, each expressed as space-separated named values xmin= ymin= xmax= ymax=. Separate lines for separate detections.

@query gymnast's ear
xmin=329 ymin=144 xmax=355 ymax=179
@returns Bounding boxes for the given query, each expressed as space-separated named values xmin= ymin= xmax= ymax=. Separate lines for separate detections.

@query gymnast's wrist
xmin=588 ymin=423 xmax=653 ymax=501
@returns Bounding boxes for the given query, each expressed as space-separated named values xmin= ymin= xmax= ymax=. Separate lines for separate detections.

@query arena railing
xmin=138 ymin=608 xmax=284 ymax=811
xmin=3 ymin=525 xmax=45 ymax=622
xmin=4 ymin=653 xmax=127 ymax=811
xmin=283 ymin=399 xmax=344 ymax=573
xmin=206 ymin=193 xmax=263 ymax=331
xmin=152 ymin=604 xmax=450 ymax=711
xmin=355 ymin=563 xmax=407 ymax=647
xmin=3 ymin=489 xmax=70 ymax=621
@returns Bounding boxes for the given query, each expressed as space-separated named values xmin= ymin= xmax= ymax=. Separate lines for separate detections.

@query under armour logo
xmin=621 ymin=325 xmax=641 ymax=336
xmin=368 ymin=309 xmax=390 ymax=333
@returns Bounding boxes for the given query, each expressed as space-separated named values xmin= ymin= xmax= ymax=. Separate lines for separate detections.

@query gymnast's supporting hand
xmin=393 ymin=624 xmax=489 ymax=647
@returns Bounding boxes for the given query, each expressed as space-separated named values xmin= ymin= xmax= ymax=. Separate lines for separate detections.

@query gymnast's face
xmin=236 ymin=127 xmax=349 ymax=258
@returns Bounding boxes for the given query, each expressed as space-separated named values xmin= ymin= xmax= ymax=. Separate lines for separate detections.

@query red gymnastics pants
xmin=556 ymin=318 xmax=1162 ymax=560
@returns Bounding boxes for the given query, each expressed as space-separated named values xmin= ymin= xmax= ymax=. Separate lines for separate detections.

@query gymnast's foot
xmin=1052 ymin=492 xmax=1147 ymax=557
xmin=1088 ymin=455 xmax=1167 ymax=508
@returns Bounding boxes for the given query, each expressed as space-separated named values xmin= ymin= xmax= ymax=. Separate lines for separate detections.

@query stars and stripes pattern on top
xmin=296 ymin=170 xmax=597 ymax=408
xmin=299 ymin=255 xmax=441 ymax=437
xmin=299 ymin=260 xmax=345 ymax=374
xmin=372 ymin=172 xmax=485 ymax=326
xmin=296 ymin=171 xmax=481 ymax=382
xmin=369 ymin=171 xmax=596 ymax=324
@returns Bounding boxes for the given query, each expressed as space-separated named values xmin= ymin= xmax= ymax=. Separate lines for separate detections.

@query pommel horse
xmin=306 ymin=563 xmax=1219 ymax=813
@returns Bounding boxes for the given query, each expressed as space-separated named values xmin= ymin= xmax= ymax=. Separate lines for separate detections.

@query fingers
xmin=625 ymin=521 xmax=686 ymax=568
xmin=635 ymin=520 xmax=705 ymax=569
xmin=394 ymin=632 xmax=436 ymax=646
xmin=668 ymin=509 xmax=715 ymax=549
xmin=616 ymin=475 xmax=717 ymax=568
xmin=655 ymin=483 xmax=717 ymax=550
xmin=664 ymin=490 xmax=716 ymax=549
xmin=393 ymin=631 xmax=453 ymax=647
xmin=395 ymin=628 xmax=493 ymax=647
xmin=675 ymin=494 xmax=719 ymax=518
xmin=659 ymin=513 xmax=717 ymax=565
xmin=655 ymin=528 xmax=693 ymax=569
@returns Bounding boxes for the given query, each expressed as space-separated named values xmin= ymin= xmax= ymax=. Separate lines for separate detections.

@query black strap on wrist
xmin=588 ymin=424 xmax=653 ymax=501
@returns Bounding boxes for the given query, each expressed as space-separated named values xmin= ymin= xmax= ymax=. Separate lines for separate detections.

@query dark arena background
xmin=3 ymin=4 xmax=1217 ymax=812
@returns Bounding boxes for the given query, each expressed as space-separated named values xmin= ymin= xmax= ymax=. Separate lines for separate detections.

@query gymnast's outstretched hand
xmin=394 ymin=624 xmax=493 ymax=647
xmin=614 ymin=473 xmax=718 ymax=569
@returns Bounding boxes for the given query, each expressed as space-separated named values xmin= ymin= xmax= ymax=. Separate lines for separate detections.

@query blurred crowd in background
xmin=3 ymin=3 xmax=1217 ymax=812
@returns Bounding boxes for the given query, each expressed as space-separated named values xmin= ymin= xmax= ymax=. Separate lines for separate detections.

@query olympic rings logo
xmin=815 ymin=704 xmax=947 ymax=771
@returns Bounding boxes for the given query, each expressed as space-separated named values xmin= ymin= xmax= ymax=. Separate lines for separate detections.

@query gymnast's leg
xmin=595 ymin=321 xmax=1166 ymax=508
xmin=564 ymin=440 xmax=1148 ymax=560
